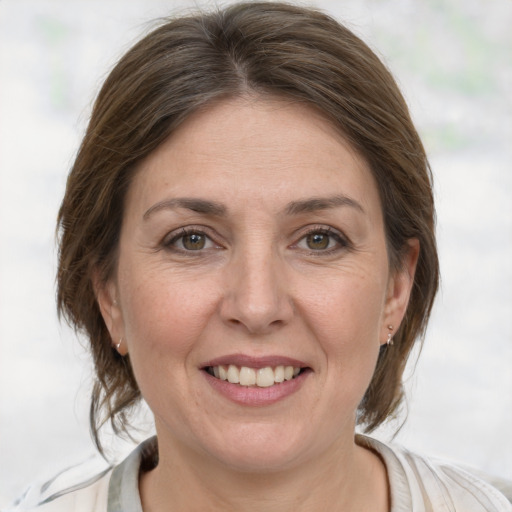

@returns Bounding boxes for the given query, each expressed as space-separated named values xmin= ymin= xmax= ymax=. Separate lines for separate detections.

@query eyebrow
xmin=284 ymin=195 xmax=365 ymax=215
xmin=143 ymin=194 xmax=364 ymax=220
xmin=143 ymin=198 xmax=227 ymax=220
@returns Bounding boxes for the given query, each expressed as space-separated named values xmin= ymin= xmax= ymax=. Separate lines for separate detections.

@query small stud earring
xmin=115 ymin=338 xmax=123 ymax=351
xmin=386 ymin=325 xmax=394 ymax=346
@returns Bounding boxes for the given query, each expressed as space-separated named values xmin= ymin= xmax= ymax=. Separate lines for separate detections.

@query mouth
xmin=204 ymin=364 xmax=306 ymax=388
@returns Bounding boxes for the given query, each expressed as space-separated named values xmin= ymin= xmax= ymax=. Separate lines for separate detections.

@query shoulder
xmin=402 ymin=450 xmax=512 ymax=511
xmin=8 ymin=438 xmax=156 ymax=512
xmin=7 ymin=465 xmax=112 ymax=512
xmin=357 ymin=434 xmax=512 ymax=511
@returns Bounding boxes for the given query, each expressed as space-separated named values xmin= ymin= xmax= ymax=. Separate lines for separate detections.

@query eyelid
xmin=162 ymin=225 xmax=224 ymax=252
xmin=291 ymin=225 xmax=351 ymax=253
xmin=161 ymin=223 xmax=350 ymax=255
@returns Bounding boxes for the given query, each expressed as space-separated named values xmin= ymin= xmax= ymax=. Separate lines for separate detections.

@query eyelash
xmin=293 ymin=226 xmax=350 ymax=255
xmin=163 ymin=226 xmax=221 ymax=254
xmin=162 ymin=225 xmax=350 ymax=256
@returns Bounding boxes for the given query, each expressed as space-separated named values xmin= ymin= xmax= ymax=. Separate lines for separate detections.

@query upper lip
xmin=201 ymin=354 xmax=309 ymax=369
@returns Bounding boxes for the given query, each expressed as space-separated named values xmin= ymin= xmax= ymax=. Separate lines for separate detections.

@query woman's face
xmin=99 ymin=97 xmax=416 ymax=472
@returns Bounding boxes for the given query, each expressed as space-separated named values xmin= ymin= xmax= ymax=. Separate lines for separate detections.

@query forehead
xmin=126 ymin=96 xmax=381 ymax=217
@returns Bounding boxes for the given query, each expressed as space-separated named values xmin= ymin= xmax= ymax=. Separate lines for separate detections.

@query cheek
xmin=116 ymin=264 xmax=222 ymax=417
xmin=299 ymin=270 xmax=387 ymax=342
xmin=298 ymin=271 xmax=386 ymax=388
xmin=118 ymin=262 xmax=220 ymax=360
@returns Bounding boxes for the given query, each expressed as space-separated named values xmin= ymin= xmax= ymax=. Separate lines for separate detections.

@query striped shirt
xmin=10 ymin=436 xmax=512 ymax=511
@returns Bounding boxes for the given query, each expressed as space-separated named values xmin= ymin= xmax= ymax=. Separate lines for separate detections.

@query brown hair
xmin=57 ymin=1 xmax=439 ymax=453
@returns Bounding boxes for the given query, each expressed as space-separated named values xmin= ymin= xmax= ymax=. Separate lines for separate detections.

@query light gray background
xmin=1 ymin=0 xmax=511 ymax=506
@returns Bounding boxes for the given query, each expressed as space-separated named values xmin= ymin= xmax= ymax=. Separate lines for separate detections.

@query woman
xmin=14 ymin=2 xmax=511 ymax=511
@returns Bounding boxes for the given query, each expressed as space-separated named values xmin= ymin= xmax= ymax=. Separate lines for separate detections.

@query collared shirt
xmin=10 ymin=436 xmax=512 ymax=512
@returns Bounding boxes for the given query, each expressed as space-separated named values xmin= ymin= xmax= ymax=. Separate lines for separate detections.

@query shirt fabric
xmin=10 ymin=435 xmax=512 ymax=512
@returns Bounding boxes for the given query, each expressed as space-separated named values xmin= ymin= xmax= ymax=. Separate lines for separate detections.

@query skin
xmin=97 ymin=96 xmax=418 ymax=511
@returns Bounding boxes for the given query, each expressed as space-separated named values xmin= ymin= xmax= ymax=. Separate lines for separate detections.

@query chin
xmin=198 ymin=423 xmax=320 ymax=474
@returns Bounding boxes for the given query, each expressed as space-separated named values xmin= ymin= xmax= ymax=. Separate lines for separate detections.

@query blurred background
xmin=1 ymin=0 xmax=511 ymax=507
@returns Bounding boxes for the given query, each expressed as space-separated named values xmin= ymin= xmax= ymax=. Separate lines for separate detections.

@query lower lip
xmin=202 ymin=370 xmax=310 ymax=406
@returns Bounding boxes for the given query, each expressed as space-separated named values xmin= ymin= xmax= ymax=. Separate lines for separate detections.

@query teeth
xmin=218 ymin=365 xmax=228 ymax=381
xmin=209 ymin=364 xmax=302 ymax=387
xmin=274 ymin=365 xmax=285 ymax=383
xmin=239 ymin=367 xmax=256 ymax=386
xmin=227 ymin=364 xmax=240 ymax=384
xmin=256 ymin=367 xmax=275 ymax=387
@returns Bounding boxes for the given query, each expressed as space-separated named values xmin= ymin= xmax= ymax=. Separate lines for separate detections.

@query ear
xmin=93 ymin=270 xmax=128 ymax=356
xmin=381 ymin=239 xmax=419 ymax=344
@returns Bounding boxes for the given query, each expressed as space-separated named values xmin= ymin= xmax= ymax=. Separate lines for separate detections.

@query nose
xmin=220 ymin=246 xmax=294 ymax=335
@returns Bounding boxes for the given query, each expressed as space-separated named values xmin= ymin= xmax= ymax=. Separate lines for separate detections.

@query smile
xmin=206 ymin=365 xmax=302 ymax=387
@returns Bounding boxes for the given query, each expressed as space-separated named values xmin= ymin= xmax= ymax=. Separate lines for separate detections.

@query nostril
xmin=220 ymin=284 xmax=294 ymax=334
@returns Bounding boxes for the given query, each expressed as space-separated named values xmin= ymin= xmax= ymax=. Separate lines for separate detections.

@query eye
xmin=180 ymin=232 xmax=208 ymax=250
xmin=295 ymin=227 xmax=348 ymax=253
xmin=305 ymin=232 xmax=331 ymax=250
xmin=164 ymin=228 xmax=218 ymax=252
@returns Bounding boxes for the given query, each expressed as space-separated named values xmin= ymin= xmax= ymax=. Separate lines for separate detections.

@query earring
xmin=115 ymin=337 xmax=123 ymax=351
xmin=386 ymin=325 xmax=394 ymax=346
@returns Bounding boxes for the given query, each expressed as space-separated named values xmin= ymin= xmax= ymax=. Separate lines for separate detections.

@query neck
xmin=139 ymin=433 xmax=389 ymax=512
